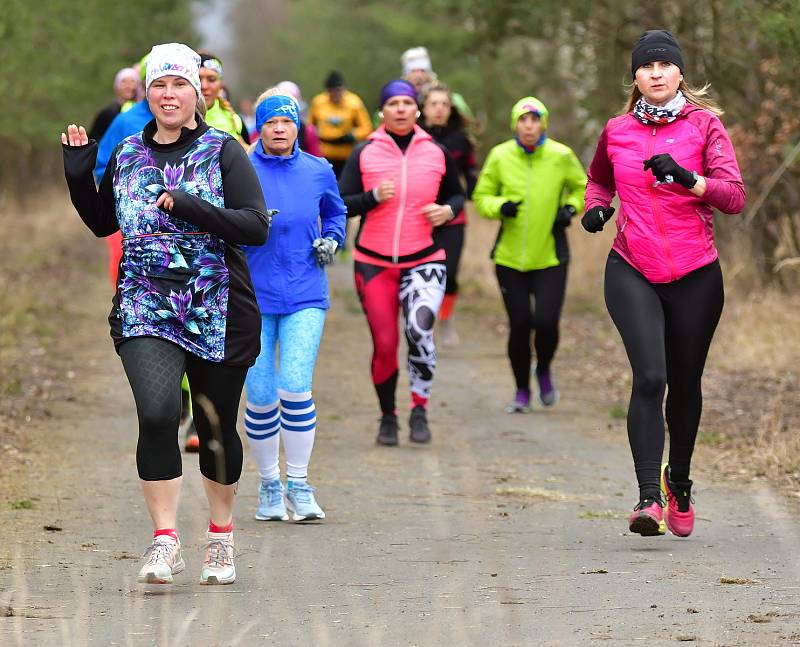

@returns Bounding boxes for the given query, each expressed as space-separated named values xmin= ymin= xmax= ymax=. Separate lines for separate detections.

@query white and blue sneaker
xmin=286 ymin=481 xmax=325 ymax=522
xmin=255 ymin=478 xmax=289 ymax=521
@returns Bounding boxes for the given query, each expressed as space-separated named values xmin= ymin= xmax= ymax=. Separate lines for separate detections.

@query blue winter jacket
xmin=246 ymin=141 xmax=346 ymax=314
xmin=94 ymin=100 xmax=153 ymax=181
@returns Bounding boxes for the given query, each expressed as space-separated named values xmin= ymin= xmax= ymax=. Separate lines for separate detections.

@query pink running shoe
xmin=661 ymin=463 xmax=695 ymax=537
xmin=628 ymin=496 xmax=665 ymax=536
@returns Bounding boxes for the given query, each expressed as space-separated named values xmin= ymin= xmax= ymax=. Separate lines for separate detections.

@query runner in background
xmin=239 ymin=96 xmax=258 ymax=142
xmin=309 ymin=71 xmax=372 ymax=178
xmin=62 ymin=43 xmax=270 ymax=586
xmin=400 ymin=47 xmax=473 ymax=125
xmin=339 ymin=80 xmax=465 ymax=446
xmin=244 ymin=90 xmax=345 ymax=522
xmin=583 ymin=30 xmax=745 ymax=538
xmin=420 ymin=83 xmax=478 ymax=346
xmin=276 ymin=80 xmax=323 ymax=157
xmin=88 ymin=67 xmax=138 ymax=143
xmin=198 ymin=52 xmax=249 ymax=144
xmin=95 ymin=58 xmax=152 ymax=290
xmin=473 ymin=97 xmax=586 ymax=412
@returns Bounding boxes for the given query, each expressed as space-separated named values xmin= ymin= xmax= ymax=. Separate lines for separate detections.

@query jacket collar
xmin=369 ymin=123 xmax=432 ymax=146
xmin=142 ymin=115 xmax=209 ymax=151
xmin=252 ymin=138 xmax=300 ymax=165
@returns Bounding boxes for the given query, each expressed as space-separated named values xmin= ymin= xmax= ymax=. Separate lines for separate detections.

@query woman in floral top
xmin=62 ymin=43 xmax=269 ymax=587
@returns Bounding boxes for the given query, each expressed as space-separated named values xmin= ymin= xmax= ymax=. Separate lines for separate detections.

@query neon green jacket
xmin=473 ymin=137 xmax=587 ymax=270
xmin=206 ymin=99 xmax=244 ymax=142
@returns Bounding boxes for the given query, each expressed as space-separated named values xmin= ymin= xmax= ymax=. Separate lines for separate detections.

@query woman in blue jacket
xmin=244 ymin=91 xmax=346 ymax=522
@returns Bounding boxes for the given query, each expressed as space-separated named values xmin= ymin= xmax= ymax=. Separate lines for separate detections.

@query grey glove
xmin=312 ymin=237 xmax=339 ymax=265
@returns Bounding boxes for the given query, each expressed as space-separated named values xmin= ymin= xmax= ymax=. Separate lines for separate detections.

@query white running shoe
xmin=137 ymin=535 xmax=185 ymax=584
xmin=201 ymin=531 xmax=236 ymax=585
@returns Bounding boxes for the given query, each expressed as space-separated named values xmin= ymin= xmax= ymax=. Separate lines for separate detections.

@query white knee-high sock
xmin=279 ymin=389 xmax=316 ymax=482
xmin=244 ymin=401 xmax=280 ymax=481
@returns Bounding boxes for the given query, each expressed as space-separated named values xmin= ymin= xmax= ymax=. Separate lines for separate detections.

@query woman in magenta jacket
xmin=583 ymin=30 xmax=745 ymax=538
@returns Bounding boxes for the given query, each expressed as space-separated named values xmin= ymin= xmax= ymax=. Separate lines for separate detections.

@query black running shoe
xmin=408 ymin=405 xmax=431 ymax=444
xmin=377 ymin=413 xmax=399 ymax=446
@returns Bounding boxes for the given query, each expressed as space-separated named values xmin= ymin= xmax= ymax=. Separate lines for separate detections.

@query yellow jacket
xmin=309 ymin=90 xmax=372 ymax=161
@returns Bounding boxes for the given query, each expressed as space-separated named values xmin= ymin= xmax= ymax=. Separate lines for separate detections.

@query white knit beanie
xmin=145 ymin=43 xmax=201 ymax=97
xmin=401 ymin=47 xmax=433 ymax=76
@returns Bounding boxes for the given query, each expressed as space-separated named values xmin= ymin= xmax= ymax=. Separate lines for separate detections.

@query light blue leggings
xmin=246 ymin=308 xmax=327 ymax=402
xmin=245 ymin=308 xmax=326 ymax=481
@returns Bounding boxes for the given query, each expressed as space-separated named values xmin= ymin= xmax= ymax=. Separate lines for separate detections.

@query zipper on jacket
xmin=522 ymin=155 xmax=533 ymax=265
xmin=646 ymin=125 xmax=678 ymax=281
xmin=392 ymin=139 xmax=411 ymax=264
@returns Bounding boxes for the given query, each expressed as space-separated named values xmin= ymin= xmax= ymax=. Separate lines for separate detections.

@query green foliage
xmin=0 ymin=0 xmax=200 ymax=148
xmin=609 ymin=404 xmax=627 ymax=420
xmin=221 ymin=0 xmax=799 ymax=285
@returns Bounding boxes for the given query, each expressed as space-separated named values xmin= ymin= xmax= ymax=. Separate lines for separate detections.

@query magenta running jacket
xmin=585 ymin=103 xmax=745 ymax=283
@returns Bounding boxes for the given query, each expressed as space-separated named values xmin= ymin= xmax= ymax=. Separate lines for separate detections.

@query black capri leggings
xmin=119 ymin=337 xmax=247 ymax=484
xmin=604 ymin=251 xmax=723 ymax=499
xmin=495 ymin=263 xmax=568 ymax=391
xmin=433 ymin=223 xmax=465 ymax=295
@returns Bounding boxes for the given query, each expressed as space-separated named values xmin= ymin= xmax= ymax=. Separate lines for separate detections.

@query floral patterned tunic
xmin=62 ymin=118 xmax=269 ymax=366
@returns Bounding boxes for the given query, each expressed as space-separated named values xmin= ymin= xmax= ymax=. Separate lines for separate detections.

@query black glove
xmin=500 ymin=201 xmax=521 ymax=218
xmin=554 ymin=205 xmax=576 ymax=227
xmin=581 ymin=206 xmax=615 ymax=233
xmin=643 ymin=154 xmax=696 ymax=188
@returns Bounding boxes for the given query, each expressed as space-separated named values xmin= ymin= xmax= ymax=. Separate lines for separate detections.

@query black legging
xmin=495 ymin=263 xmax=568 ymax=391
xmin=433 ymin=223 xmax=465 ymax=295
xmin=119 ymin=337 xmax=247 ymax=484
xmin=604 ymin=251 xmax=723 ymax=499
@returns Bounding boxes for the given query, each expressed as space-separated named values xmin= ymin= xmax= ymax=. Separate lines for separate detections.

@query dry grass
xmin=0 ymin=188 xmax=103 ymax=440
xmin=494 ymin=486 xmax=574 ymax=502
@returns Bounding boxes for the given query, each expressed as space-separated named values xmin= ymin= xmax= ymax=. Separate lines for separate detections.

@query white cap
xmin=145 ymin=43 xmax=201 ymax=97
xmin=401 ymin=46 xmax=433 ymax=76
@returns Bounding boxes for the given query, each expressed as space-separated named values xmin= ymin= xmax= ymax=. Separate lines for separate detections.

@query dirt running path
xmin=1 ymin=261 xmax=799 ymax=646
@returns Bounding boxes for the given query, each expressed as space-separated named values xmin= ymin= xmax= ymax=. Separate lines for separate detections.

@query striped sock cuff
xmin=245 ymin=400 xmax=280 ymax=440
xmin=279 ymin=390 xmax=316 ymax=432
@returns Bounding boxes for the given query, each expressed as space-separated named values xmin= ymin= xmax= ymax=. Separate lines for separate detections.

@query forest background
xmin=1 ymin=0 xmax=800 ymax=285
xmin=0 ymin=1 xmax=798 ymax=490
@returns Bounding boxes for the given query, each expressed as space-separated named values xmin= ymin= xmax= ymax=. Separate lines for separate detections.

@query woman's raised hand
xmin=61 ymin=124 xmax=88 ymax=147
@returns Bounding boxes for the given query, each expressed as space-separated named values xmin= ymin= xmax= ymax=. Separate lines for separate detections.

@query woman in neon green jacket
xmin=474 ymin=96 xmax=586 ymax=412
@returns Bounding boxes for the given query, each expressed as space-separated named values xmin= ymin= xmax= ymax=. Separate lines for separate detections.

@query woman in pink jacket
xmin=339 ymin=80 xmax=465 ymax=446
xmin=583 ymin=30 xmax=745 ymax=538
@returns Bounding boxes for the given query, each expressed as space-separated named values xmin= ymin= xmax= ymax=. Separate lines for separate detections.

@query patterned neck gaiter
xmin=633 ymin=91 xmax=686 ymax=125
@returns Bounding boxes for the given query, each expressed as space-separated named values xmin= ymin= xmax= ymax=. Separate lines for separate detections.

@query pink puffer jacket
xmin=354 ymin=125 xmax=446 ymax=267
xmin=585 ymin=104 xmax=745 ymax=283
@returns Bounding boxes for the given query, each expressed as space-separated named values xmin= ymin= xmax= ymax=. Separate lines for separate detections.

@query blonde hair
xmin=248 ymin=86 xmax=285 ymax=153
xmin=622 ymin=79 xmax=723 ymax=116
xmin=255 ymin=86 xmax=282 ymax=106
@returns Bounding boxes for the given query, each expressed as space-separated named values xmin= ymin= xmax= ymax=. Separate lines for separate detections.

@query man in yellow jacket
xmin=309 ymin=71 xmax=372 ymax=177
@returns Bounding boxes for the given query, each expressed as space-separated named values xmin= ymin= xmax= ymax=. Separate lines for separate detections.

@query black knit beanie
xmin=631 ymin=30 xmax=684 ymax=77
xmin=325 ymin=70 xmax=345 ymax=89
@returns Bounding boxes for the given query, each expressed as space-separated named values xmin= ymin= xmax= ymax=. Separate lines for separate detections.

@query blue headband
xmin=380 ymin=79 xmax=417 ymax=107
xmin=255 ymin=94 xmax=300 ymax=133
